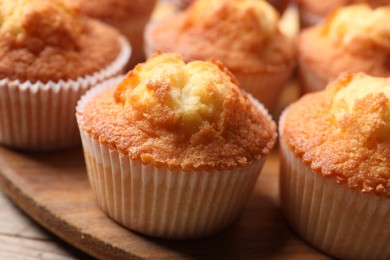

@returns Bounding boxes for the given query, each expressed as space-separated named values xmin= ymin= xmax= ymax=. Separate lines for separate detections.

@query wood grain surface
xmin=0 ymin=144 xmax=331 ymax=260
xmin=0 ymin=190 xmax=92 ymax=259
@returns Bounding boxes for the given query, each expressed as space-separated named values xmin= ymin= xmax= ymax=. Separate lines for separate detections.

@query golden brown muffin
xmin=279 ymin=73 xmax=390 ymax=259
xmin=145 ymin=0 xmax=296 ymax=110
xmin=297 ymin=0 xmax=390 ymax=27
xmin=0 ymin=0 xmax=130 ymax=150
xmin=298 ymin=4 xmax=390 ymax=93
xmin=73 ymin=0 xmax=157 ymax=68
xmin=76 ymin=53 xmax=277 ymax=239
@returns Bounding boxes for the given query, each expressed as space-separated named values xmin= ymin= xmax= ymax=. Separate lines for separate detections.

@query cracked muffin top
xmin=78 ymin=53 xmax=277 ymax=171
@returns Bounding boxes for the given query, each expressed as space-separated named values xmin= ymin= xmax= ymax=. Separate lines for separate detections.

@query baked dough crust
xmin=80 ymin=53 xmax=277 ymax=171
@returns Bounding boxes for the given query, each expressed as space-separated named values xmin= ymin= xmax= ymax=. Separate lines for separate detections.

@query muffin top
xmin=148 ymin=0 xmax=295 ymax=73
xmin=283 ymin=73 xmax=390 ymax=197
xmin=298 ymin=0 xmax=390 ymax=17
xmin=323 ymin=4 xmax=390 ymax=50
xmin=0 ymin=0 xmax=121 ymax=83
xmin=299 ymin=4 xmax=390 ymax=79
xmin=79 ymin=53 xmax=277 ymax=171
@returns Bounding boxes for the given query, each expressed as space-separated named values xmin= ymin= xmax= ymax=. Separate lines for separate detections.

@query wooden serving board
xmin=0 ymin=145 xmax=330 ymax=259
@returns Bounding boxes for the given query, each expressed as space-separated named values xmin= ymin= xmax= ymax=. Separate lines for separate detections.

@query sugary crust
xmin=283 ymin=74 xmax=390 ymax=197
xmin=77 ymin=0 xmax=157 ymax=22
xmin=79 ymin=57 xmax=277 ymax=171
xmin=298 ymin=0 xmax=390 ymax=19
xmin=298 ymin=26 xmax=390 ymax=89
xmin=147 ymin=3 xmax=296 ymax=76
xmin=0 ymin=18 xmax=121 ymax=83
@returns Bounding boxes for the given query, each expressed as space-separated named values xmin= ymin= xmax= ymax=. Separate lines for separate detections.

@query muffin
xmin=299 ymin=4 xmax=390 ymax=93
xmin=145 ymin=0 xmax=296 ymax=110
xmin=171 ymin=0 xmax=290 ymax=13
xmin=279 ymin=73 xmax=390 ymax=259
xmin=297 ymin=0 xmax=390 ymax=27
xmin=74 ymin=0 xmax=157 ymax=69
xmin=76 ymin=53 xmax=277 ymax=239
xmin=0 ymin=0 xmax=130 ymax=151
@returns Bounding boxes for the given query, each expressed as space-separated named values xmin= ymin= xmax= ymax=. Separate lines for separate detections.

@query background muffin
xmin=145 ymin=0 xmax=296 ymax=110
xmin=74 ymin=0 xmax=157 ymax=68
xmin=0 ymin=0 xmax=130 ymax=150
xmin=297 ymin=0 xmax=390 ymax=27
xmin=76 ymin=53 xmax=277 ymax=239
xmin=298 ymin=4 xmax=390 ymax=93
xmin=279 ymin=73 xmax=390 ymax=259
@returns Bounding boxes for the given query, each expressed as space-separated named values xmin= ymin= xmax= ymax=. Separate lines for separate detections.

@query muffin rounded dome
xmin=80 ymin=53 xmax=277 ymax=171
xmin=297 ymin=0 xmax=390 ymax=27
xmin=323 ymin=4 xmax=390 ymax=50
xmin=186 ymin=0 xmax=279 ymax=44
xmin=0 ymin=0 xmax=122 ymax=83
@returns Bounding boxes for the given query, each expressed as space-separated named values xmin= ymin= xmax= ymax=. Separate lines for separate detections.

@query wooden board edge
xmin=0 ymin=155 xmax=136 ymax=260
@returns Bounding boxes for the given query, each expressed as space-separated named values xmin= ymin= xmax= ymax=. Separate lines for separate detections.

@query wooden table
xmin=0 ymin=189 xmax=93 ymax=259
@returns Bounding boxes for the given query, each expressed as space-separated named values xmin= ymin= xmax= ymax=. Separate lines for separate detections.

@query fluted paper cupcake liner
xmin=76 ymin=77 xmax=274 ymax=239
xmin=0 ymin=36 xmax=131 ymax=151
xmin=279 ymin=109 xmax=390 ymax=259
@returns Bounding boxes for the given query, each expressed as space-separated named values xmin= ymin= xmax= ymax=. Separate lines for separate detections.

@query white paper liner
xmin=76 ymin=76 xmax=275 ymax=239
xmin=0 ymin=36 xmax=131 ymax=151
xmin=279 ymin=108 xmax=390 ymax=259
